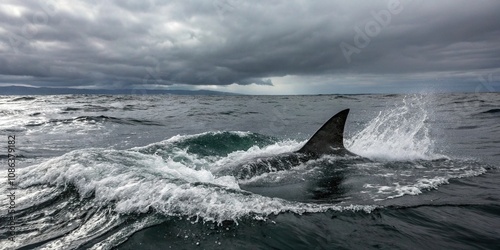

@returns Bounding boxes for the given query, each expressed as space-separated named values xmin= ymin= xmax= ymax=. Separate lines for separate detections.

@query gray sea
xmin=0 ymin=93 xmax=499 ymax=249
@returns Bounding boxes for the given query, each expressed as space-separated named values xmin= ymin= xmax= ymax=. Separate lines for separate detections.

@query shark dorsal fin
xmin=297 ymin=109 xmax=350 ymax=156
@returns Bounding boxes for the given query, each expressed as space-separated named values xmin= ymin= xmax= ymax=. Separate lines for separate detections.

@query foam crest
xmin=164 ymin=131 xmax=253 ymax=144
xmin=134 ymin=131 xmax=304 ymax=173
xmin=362 ymin=164 xmax=487 ymax=201
xmin=347 ymin=95 xmax=444 ymax=160
xmin=212 ymin=139 xmax=304 ymax=171
xmin=16 ymin=147 xmax=373 ymax=225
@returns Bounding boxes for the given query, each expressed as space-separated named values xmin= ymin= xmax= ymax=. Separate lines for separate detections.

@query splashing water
xmin=347 ymin=95 xmax=444 ymax=161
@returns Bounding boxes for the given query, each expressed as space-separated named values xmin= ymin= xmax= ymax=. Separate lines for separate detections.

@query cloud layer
xmin=0 ymin=0 xmax=499 ymax=92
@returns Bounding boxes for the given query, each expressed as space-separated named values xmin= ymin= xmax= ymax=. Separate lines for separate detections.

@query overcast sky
xmin=1 ymin=0 xmax=499 ymax=94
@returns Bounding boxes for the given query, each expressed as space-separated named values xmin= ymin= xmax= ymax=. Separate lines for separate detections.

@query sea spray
xmin=346 ymin=95 xmax=444 ymax=160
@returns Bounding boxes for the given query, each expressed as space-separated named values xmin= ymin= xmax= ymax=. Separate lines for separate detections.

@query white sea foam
xmin=162 ymin=131 xmax=253 ymax=144
xmin=15 ymin=147 xmax=374 ymax=227
xmin=346 ymin=95 xmax=446 ymax=161
xmin=211 ymin=139 xmax=304 ymax=172
xmin=363 ymin=166 xmax=487 ymax=201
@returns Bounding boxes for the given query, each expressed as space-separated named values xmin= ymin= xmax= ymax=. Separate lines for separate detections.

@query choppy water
xmin=0 ymin=93 xmax=499 ymax=249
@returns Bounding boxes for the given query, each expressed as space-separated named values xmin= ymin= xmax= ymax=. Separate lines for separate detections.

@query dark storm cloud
xmin=0 ymin=0 xmax=499 ymax=89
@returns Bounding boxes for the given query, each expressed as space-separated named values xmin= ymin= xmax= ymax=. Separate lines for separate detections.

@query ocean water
xmin=0 ymin=93 xmax=499 ymax=249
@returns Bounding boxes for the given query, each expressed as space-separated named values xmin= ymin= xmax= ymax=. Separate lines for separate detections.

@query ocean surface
xmin=0 ymin=93 xmax=499 ymax=250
